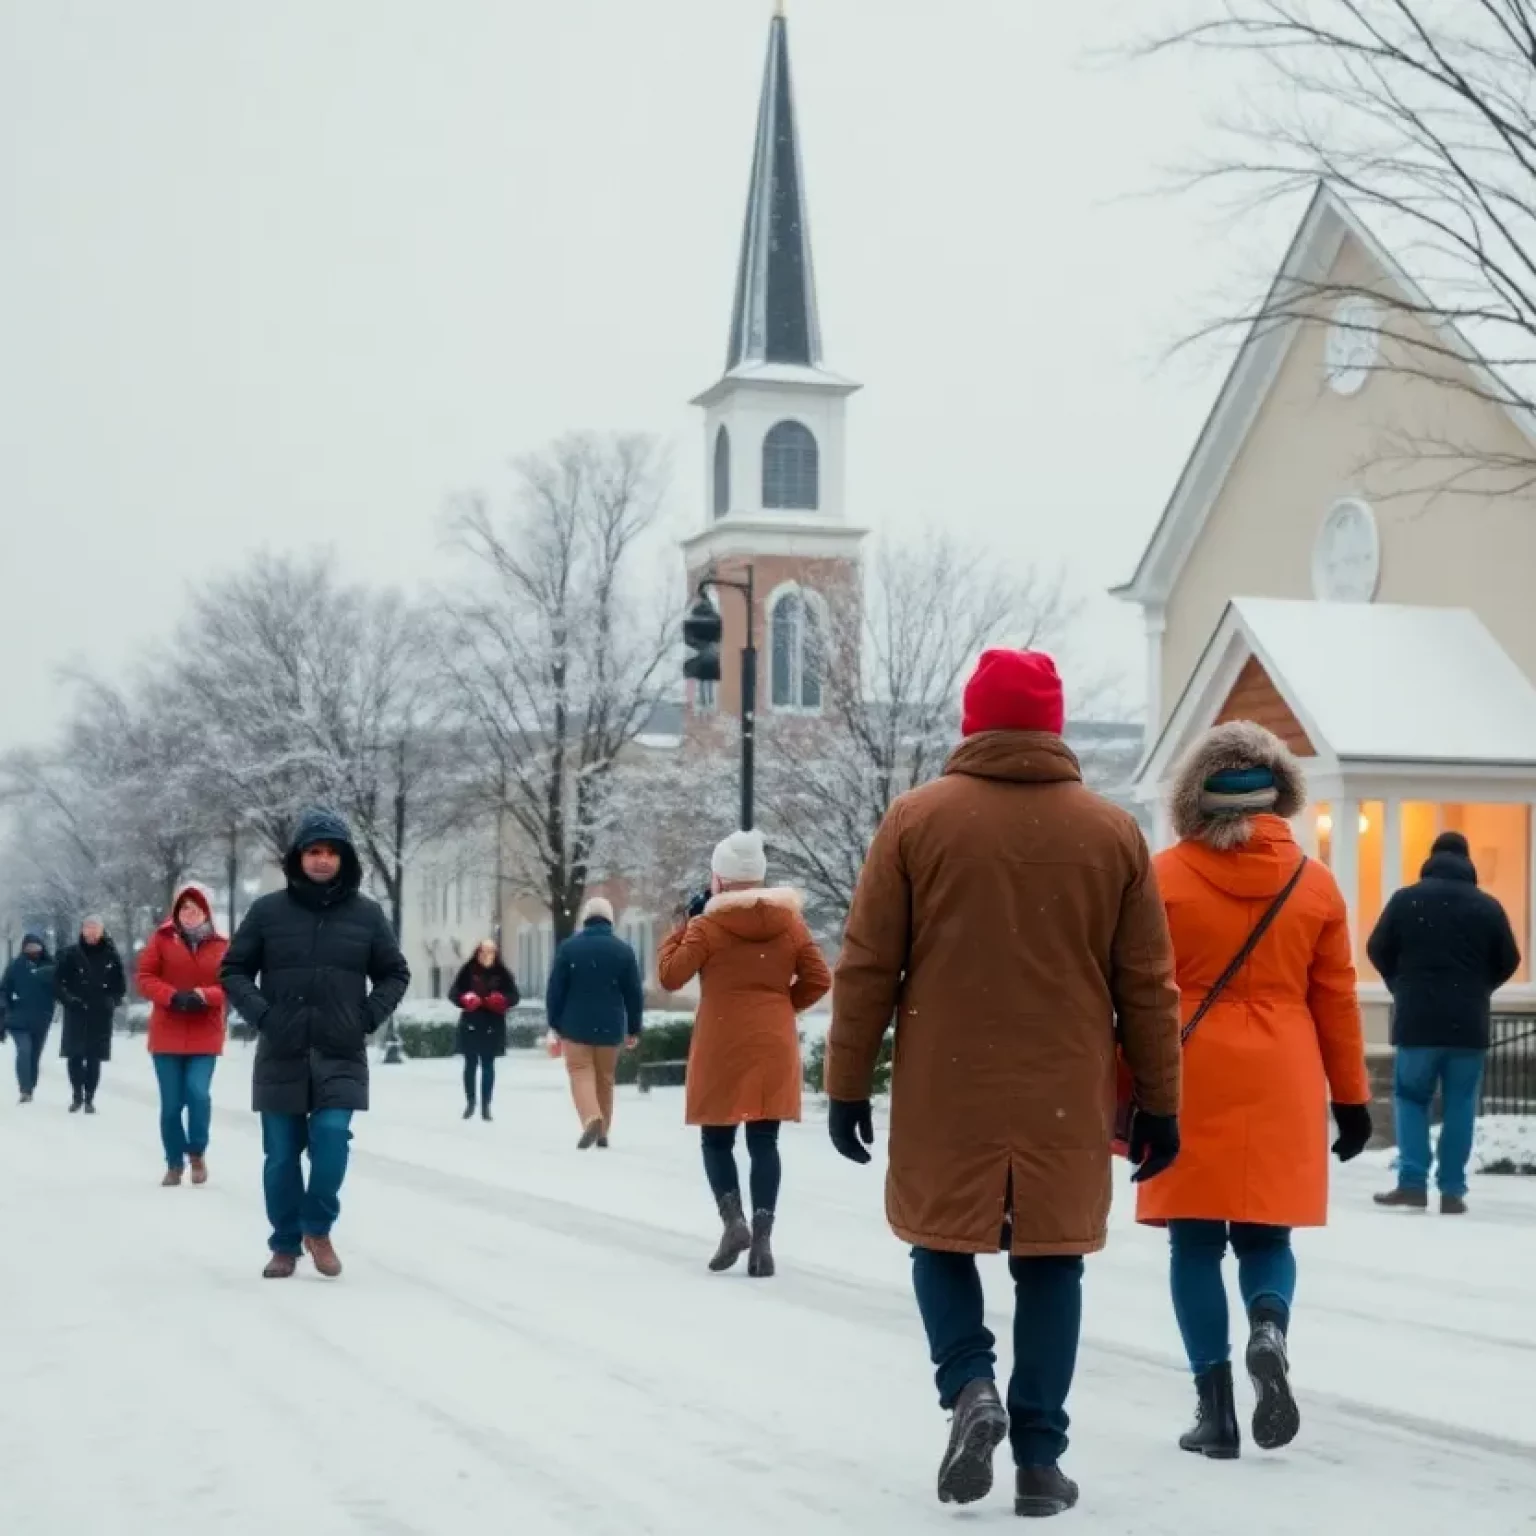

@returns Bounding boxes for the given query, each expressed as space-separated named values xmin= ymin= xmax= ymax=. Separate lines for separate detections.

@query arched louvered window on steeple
xmin=713 ymin=426 xmax=731 ymax=519
xmin=762 ymin=420 xmax=820 ymax=510
xmin=768 ymin=585 xmax=825 ymax=712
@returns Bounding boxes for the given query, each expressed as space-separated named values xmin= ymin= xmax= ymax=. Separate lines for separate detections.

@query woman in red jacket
xmin=136 ymin=884 xmax=229 ymax=1186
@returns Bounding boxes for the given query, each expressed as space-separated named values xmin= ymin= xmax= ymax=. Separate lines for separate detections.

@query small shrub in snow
xmin=1472 ymin=1116 xmax=1536 ymax=1176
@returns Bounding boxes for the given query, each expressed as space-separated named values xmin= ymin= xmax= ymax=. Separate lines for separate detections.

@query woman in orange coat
xmin=658 ymin=828 xmax=831 ymax=1279
xmin=1139 ymin=722 xmax=1372 ymax=1460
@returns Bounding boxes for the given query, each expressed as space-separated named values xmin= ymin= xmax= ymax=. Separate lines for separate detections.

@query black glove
xmin=169 ymin=990 xmax=207 ymax=1013
xmin=686 ymin=890 xmax=710 ymax=919
xmin=828 ymin=1098 xmax=875 ymax=1165
xmin=1331 ymin=1101 xmax=1373 ymax=1162
xmin=1128 ymin=1110 xmax=1180 ymax=1184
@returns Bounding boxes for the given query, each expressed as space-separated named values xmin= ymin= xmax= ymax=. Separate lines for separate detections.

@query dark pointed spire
xmin=726 ymin=6 xmax=823 ymax=370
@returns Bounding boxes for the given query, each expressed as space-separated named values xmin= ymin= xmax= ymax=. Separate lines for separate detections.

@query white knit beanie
xmin=581 ymin=897 xmax=614 ymax=925
xmin=711 ymin=828 xmax=768 ymax=885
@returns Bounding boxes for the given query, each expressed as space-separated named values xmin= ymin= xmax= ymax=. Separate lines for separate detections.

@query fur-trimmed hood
xmin=702 ymin=886 xmax=804 ymax=943
xmin=1170 ymin=721 xmax=1306 ymax=850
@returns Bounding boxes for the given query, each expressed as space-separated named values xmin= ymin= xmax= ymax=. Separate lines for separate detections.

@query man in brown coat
xmin=826 ymin=649 xmax=1182 ymax=1518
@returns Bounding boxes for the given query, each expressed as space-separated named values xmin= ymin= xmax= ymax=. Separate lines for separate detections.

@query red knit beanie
xmin=961 ymin=649 xmax=1065 ymax=737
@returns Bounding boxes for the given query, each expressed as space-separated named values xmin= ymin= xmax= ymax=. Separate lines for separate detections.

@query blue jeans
xmin=11 ymin=1027 xmax=46 ymax=1095
xmin=911 ymin=1249 xmax=1084 ymax=1468
xmin=261 ymin=1109 xmax=354 ymax=1255
xmin=1394 ymin=1046 xmax=1484 ymax=1198
xmin=152 ymin=1054 xmax=217 ymax=1167
xmin=1168 ymin=1221 xmax=1295 ymax=1374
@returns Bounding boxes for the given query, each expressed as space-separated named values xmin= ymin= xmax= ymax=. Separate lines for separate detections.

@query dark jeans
xmin=911 ymin=1249 xmax=1084 ymax=1469
xmin=701 ymin=1121 xmax=782 ymax=1213
xmin=152 ymin=1053 xmax=216 ymax=1167
xmin=11 ymin=1027 xmax=46 ymax=1095
xmin=261 ymin=1109 xmax=354 ymax=1255
xmin=67 ymin=1056 xmax=103 ymax=1100
xmin=1394 ymin=1046 xmax=1485 ymax=1198
xmin=1168 ymin=1220 xmax=1295 ymax=1374
xmin=463 ymin=1052 xmax=497 ymax=1108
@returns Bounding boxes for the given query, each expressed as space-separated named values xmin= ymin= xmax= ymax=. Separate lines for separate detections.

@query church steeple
xmin=725 ymin=6 xmax=823 ymax=370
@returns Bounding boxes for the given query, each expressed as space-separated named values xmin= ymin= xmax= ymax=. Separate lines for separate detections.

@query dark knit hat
xmin=1431 ymin=831 xmax=1470 ymax=858
xmin=961 ymin=650 xmax=1065 ymax=737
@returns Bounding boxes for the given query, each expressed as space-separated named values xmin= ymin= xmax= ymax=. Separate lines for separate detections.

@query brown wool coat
xmin=827 ymin=732 xmax=1182 ymax=1257
xmin=658 ymin=888 xmax=832 ymax=1127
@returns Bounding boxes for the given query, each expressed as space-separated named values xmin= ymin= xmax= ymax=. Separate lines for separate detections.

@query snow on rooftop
xmin=1235 ymin=597 xmax=1536 ymax=764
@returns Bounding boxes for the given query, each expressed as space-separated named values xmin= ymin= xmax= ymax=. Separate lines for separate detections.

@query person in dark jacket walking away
xmin=55 ymin=916 xmax=127 ymax=1113
xmin=826 ymin=651 xmax=1182 ymax=1518
xmin=545 ymin=898 xmax=643 ymax=1149
xmin=1 ymin=934 xmax=56 ymax=1103
xmin=449 ymin=938 xmax=519 ymax=1121
xmin=138 ymin=885 xmax=229 ymax=1185
xmin=221 ymin=808 xmax=410 ymax=1279
xmin=1369 ymin=831 xmax=1521 ymax=1215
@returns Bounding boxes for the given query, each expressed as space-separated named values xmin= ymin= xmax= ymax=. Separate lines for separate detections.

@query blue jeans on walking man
xmin=1168 ymin=1221 xmax=1295 ymax=1373
xmin=152 ymin=1053 xmax=217 ymax=1169
xmin=1394 ymin=1046 xmax=1485 ymax=1198
xmin=262 ymin=1109 xmax=355 ymax=1255
xmin=911 ymin=1248 xmax=1084 ymax=1468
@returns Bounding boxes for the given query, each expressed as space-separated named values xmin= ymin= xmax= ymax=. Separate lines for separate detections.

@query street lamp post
xmin=684 ymin=564 xmax=758 ymax=831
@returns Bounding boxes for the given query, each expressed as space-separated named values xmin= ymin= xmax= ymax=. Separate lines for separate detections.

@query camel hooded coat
xmin=827 ymin=732 xmax=1182 ymax=1258
xmin=658 ymin=887 xmax=831 ymax=1127
xmin=1136 ymin=721 xmax=1371 ymax=1231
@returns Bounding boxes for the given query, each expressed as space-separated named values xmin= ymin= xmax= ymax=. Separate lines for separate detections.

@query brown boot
xmin=1373 ymin=1186 xmax=1427 ymax=1210
xmin=161 ymin=1166 xmax=184 ymax=1187
xmin=263 ymin=1252 xmax=298 ymax=1279
xmin=189 ymin=1156 xmax=208 ymax=1186
xmin=304 ymin=1234 xmax=343 ymax=1278
xmin=1441 ymin=1193 xmax=1468 ymax=1215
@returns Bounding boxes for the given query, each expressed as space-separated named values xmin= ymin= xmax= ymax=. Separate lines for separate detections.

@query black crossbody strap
xmin=1180 ymin=856 xmax=1308 ymax=1046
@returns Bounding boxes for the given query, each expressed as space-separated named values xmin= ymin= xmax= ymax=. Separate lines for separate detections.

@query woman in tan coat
xmin=658 ymin=827 xmax=831 ymax=1278
xmin=1142 ymin=722 xmax=1371 ymax=1462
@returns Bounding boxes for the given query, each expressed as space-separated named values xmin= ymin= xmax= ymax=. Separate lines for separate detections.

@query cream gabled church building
xmin=1116 ymin=186 xmax=1536 ymax=1036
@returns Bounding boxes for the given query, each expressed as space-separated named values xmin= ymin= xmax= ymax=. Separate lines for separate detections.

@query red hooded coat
xmin=136 ymin=884 xmax=230 ymax=1057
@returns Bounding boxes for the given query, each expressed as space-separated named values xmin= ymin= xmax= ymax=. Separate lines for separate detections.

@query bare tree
xmin=438 ymin=432 xmax=677 ymax=944
xmin=763 ymin=533 xmax=1093 ymax=927
xmin=1146 ymin=1 xmax=1536 ymax=492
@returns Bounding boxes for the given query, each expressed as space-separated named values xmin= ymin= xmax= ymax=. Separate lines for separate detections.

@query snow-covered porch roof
xmin=1134 ymin=598 xmax=1536 ymax=805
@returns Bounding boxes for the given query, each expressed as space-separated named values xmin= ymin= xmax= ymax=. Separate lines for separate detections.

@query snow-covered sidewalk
xmin=3 ymin=1047 xmax=1534 ymax=1534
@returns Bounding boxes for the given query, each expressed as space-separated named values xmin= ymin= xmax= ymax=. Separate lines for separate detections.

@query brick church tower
xmin=682 ymin=6 xmax=866 ymax=740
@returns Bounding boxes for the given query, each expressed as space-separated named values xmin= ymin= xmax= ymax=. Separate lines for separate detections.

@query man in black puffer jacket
xmin=1367 ymin=832 xmax=1521 ymax=1215
xmin=222 ymin=807 xmax=410 ymax=1277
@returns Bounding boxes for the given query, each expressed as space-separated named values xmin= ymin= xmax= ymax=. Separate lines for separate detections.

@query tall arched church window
xmin=769 ymin=587 xmax=825 ymax=711
xmin=713 ymin=425 xmax=731 ymax=519
xmin=762 ymin=420 xmax=820 ymax=510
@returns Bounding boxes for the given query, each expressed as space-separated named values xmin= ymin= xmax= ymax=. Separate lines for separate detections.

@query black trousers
xmin=463 ymin=1051 xmax=497 ymax=1107
xmin=701 ymin=1121 xmax=781 ymax=1213
xmin=67 ymin=1056 xmax=102 ymax=1100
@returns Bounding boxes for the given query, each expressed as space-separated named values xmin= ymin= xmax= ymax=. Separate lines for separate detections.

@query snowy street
xmin=3 ymin=1048 xmax=1534 ymax=1535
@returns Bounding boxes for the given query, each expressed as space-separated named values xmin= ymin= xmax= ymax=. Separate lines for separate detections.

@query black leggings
xmin=463 ymin=1053 xmax=496 ymax=1107
xmin=701 ymin=1121 xmax=781 ymax=1214
xmin=67 ymin=1056 xmax=102 ymax=1099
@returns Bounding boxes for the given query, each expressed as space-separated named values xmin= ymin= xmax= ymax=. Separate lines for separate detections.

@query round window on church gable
xmin=762 ymin=420 xmax=820 ymax=510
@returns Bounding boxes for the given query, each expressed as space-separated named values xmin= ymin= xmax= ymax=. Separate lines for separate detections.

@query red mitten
xmin=486 ymin=991 xmax=508 ymax=1014
xmin=461 ymin=993 xmax=482 ymax=1012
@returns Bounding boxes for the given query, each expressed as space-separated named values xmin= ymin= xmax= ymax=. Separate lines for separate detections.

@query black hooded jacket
xmin=221 ymin=808 xmax=411 ymax=1114
xmin=56 ymin=933 xmax=127 ymax=1060
xmin=1367 ymin=844 xmax=1522 ymax=1050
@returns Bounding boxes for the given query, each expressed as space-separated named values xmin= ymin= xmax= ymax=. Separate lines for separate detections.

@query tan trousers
xmin=562 ymin=1043 xmax=619 ymax=1131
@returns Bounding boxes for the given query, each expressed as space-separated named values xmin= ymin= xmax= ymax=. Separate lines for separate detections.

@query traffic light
xmin=683 ymin=595 xmax=723 ymax=682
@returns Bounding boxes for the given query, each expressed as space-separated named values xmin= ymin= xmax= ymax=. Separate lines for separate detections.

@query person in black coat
xmin=1 ymin=933 xmax=56 ymax=1103
xmin=546 ymin=898 xmax=644 ymax=1148
xmin=449 ymin=939 xmax=519 ymax=1121
xmin=54 ymin=916 xmax=127 ymax=1113
xmin=221 ymin=807 xmax=411 ymax=1278
xmin=1367 ymin=831 xmax=1522 ymax=1214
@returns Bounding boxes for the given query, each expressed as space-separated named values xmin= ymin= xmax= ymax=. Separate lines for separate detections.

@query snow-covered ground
xmin=3 ymin=1047 xmax=1534 ymax=1535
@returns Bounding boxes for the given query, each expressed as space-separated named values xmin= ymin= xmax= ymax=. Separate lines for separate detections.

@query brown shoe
xmin=303 ymin=1234 xmax=343 ymax=1278
xmin=189 ymin=1156 xmax=208 ymax=1186
xmin=263 ymin=1252 xmax=298 ymax=1279
xmin=161 ymin=1167 xmax=184 ymax=1187
xmin=1373 ymin=1186 xmax=1427 ymax=1210
xmin=1441 ymin=1193 xmax=1468 ymax=1215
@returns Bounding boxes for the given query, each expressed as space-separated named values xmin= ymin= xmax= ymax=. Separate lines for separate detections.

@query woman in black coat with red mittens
xmin=449 ymin=939 xmax=519 ymax=1121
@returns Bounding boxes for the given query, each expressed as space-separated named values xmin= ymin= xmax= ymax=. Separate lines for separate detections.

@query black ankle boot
xmin=1246 ymin=1314 xmax=1300 ymax=1451
xmin=1179 ymin=1361 xmax=1241 ymax=1459
xmin=747 ymin=1209 xmax=775 ymax=1277
xmin=1013 ymin=1464 xmax=1080 ymax=1518
xmin=707 ymin=1192 xmax=752 ymax=1272
xmin=936 ymin=1379 xmax=1007 ymax=1506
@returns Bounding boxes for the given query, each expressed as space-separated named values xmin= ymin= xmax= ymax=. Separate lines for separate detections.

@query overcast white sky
xmin=0 ymin=0 xmax=1290 ymax=749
